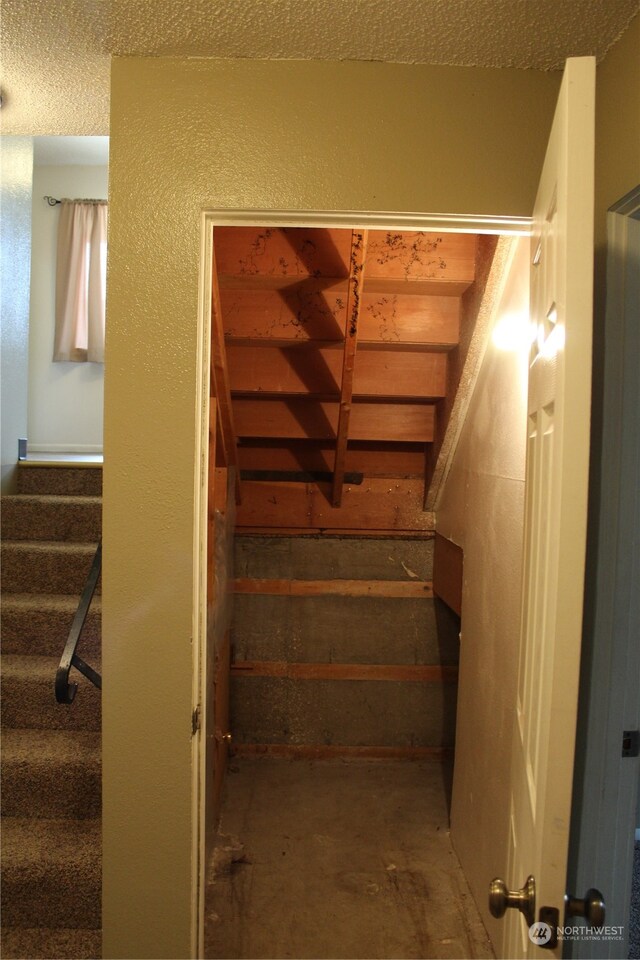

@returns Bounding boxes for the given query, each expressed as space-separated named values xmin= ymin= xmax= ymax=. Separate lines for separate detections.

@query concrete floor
xmin=205 ymin=759 xmax=494 ymax=960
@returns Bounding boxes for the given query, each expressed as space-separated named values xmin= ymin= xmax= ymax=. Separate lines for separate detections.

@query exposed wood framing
xmin=211 ymin=236 xmax=241 ymax=503
xmin=236 ymin=528 xmax=434 ymax=538
xmin=365 ymin=231 xmax=477 ymax=283
xmin=206 ymin=459 xmax=231 ymax=845
xmin=206 ymin=401 xmax=217 ymax=604
xmin=236 ymin=442 xmax=426 ymax=479
xmin=221 ymin=287 xmax=461 ymax=348
xmin=231 ymin=744 xmax=452 ymax=761
xmin=333 ymin=230 xmax=368 ymax=506
xmin=227 ymin=346 xmax=447 ymax=400
xmin=209 ymin=224 xmax=488 ymax=524
xmin=433 ymin=532 xmax=464 ymax=616
xmin=233 ymin=578 xmax=434 ymax=598
xmin=230 ymin=661 xmax=457 ymax=682
xmin=212 ymin=629 xmax=231 ymax=821
xmin=234 ymin=478 xmax=435 ymax=532
xmin=233 ymin=399 xmax=435 ymax=443
xmin=214 ymin=226 xmax=352 ymax=278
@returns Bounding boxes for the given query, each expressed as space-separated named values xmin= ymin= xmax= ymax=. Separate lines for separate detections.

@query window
xmin=53 ymin=200 xmax=107 ymax=363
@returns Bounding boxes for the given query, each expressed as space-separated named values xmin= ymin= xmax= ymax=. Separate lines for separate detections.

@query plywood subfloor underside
xmin=205 ymin=759 xmax=493 ymax=960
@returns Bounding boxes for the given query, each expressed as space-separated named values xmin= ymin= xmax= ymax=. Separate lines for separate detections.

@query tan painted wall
xmin=436 ymin=236 xmax=529 ymax=954
xmin=103 ymin=58 xmax=562 ymax=958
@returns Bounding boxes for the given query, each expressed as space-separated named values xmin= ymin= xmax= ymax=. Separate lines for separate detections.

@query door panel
xmin=506 ymin=57 xmax=595 ymax=958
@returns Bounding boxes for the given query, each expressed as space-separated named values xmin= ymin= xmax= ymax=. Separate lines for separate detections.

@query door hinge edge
xmin=191 ymin=704 xmax=201 ymax=736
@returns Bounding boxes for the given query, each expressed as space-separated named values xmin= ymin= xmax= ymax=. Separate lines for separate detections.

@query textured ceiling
xmin=1 ymin=0 xmax=638 ymax=135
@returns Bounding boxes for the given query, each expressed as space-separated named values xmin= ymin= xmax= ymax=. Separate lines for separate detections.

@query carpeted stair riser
xmin=1 ymin=656 xmax=101 ymax=731
xmin=2 ymin=729 xmax=101 ymax=819
xmin=16 ymin=466 xmax=102 ymax=497
xmin=1 ymin=818 xmax=101 ymax=929
xmin=0 ymin=926 xmax=101 ymax=960
xmin=1 ymin=595 xmax=101 ymax=660
xmin=2 ymin=542 xmax=101 ymax=596
xmin=2 ymin=496 xmax=102 ymax=542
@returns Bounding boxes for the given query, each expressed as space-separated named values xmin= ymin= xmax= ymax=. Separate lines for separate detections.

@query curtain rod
xmin=43 ymin=196 xmax=107 ymax=206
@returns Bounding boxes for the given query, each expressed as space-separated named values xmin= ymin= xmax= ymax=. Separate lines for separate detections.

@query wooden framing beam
xmin=231 ymin=744 xmax=452 ymax=761
xmin=230 ymin=661 xmax=457 ymax=682
xmin=234 ymin=477 xmax=435 ymax=532
xmin=332 ymin=230 xmax=368 ymax=506
xmin=433 ymin=532 xmax=464 ymax=616
xmin=211 ymin=236 xmax=241 ymax=503
xmin=206 ymin=400 xmax=217 ymax=603
xmin=233 ymin=399 xmax=436 ymax=443
xmin=236 ymin=441 xmax=426 ymax=479
xmin=220 ymin=287 xmax=461 ymax=347
xmin=226 ymin=345 xmax=447 ymax=400
xmin=232 ymin=578 xmax=433 ymax=598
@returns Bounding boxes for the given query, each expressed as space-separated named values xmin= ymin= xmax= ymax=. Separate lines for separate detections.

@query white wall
xmin=436 ymin=236 xmax=530 ymax=954
xmin=1 ymin=137 xmax=33 ymax=491
xmin=28 ymin=164 xmax=108 ymax=452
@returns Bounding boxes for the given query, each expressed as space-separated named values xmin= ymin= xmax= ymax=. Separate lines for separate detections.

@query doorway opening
xmin=199 ymin=219 xmax=523 ymax=958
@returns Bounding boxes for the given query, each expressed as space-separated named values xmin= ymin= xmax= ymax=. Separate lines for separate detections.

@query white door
xmin=499 ymin=57 xmax=596 ymax=959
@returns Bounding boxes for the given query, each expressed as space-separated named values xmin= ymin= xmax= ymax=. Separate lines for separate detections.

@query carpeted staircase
xmin=1 ymin=464 xmax=102 ymax=960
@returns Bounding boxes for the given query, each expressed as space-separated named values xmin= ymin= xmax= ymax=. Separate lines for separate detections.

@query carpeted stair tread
xmin=2 ymin=728 xmax=101 ymax=819
xmin=0 ymin=926 xmax=101 ymax=959
xmin=1 ymin=541 xmax=101 ymax=595
xmin=1 ymin=654 xmax=101 ymax=731
xmin=1 ymin=817 xmax=101 ymax=929
xmin=17 ymin=464 xmax=102 ymax=496
xmin=1 ymin=593 xmax=101 ymax=658
xmin=2 ymin=495 xmax=102 ymax=542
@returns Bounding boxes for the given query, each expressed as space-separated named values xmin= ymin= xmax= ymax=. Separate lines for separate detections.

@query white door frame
xmin=566 ymin=185 xmax=640 ymax=959
xmin=191 ymin=213 xmax=216 ymax=960
xmin=192 ymin=206 xmax=531 ymax=957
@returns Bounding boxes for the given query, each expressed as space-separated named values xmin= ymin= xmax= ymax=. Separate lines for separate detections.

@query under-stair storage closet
xmin=203 ymin=225 xmax=496 ymax=959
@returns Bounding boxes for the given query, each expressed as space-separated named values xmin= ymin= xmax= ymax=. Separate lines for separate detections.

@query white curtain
xmin=54 ymin=200 xmax=107 ymax=363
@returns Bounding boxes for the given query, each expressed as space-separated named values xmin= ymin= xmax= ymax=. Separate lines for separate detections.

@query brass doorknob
xmin=565 ymin=888 xmax=605 ymax=927
xmin=489 ymin=875 xmax=536 ymax=927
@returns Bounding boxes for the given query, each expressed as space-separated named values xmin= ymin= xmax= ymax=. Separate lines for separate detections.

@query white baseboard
xmin=28 ymin=444 xmax=103 ymax=454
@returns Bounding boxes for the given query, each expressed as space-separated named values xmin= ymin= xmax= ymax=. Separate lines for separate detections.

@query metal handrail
xmin=55 ymin=539 xmax=102 ymax=704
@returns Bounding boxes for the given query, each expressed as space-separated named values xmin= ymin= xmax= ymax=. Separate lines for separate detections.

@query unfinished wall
xmin=436 ymin=236 xmax=529 ymax=953
xmin=230 ymin=535 xmax=459 ymax=758
xmin=103 ymin=57 xmax=561 ymax=958
xmin=28 ymin=164 xmax=107 ymax=453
